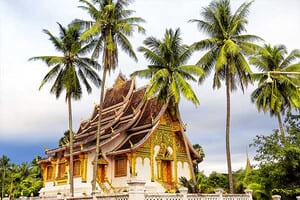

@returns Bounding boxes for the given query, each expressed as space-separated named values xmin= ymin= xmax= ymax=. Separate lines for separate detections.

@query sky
xmin=0 ymin=0 xmax=299 ymax=175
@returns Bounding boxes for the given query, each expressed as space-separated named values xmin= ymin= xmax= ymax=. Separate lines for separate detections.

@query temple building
xmin=38 ymin=75 xmax=202 ymax=197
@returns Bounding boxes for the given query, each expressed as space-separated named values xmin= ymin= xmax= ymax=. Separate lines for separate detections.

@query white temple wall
xmin=87 ymin=151 xmax=95 ymax=184
xmin=177 ymin=161 xmax=190 ymax=180
xmin=135 ymin=157 xmax=151 ymax=181
xmin=110 ymin=158 xmax=130 ymax=188
xmin=153 ymin=145 xmax=160 ymax=179
xmin=105 ymin=157 xmax=113 ymax=182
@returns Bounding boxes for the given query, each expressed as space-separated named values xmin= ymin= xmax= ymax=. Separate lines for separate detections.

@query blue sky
xmin=0 ymin=0 xmax=299 ymax=175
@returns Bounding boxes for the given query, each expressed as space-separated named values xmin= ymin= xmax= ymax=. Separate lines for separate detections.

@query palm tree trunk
xmin=92 ymin=67 xmax=107 ymax=194
xmin=67 ymin=94 xmax=74 ymax=197
xmin=226 ymin=70 xmax=234 ymax=194
xmin=175 ymin=104 xmax=196 ymax=183
xmin=277 ymin=112 xmax=285 ymax=142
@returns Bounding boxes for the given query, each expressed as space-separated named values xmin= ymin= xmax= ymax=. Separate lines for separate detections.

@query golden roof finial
xmin=245 ymin=148 xmax=252 ymax=172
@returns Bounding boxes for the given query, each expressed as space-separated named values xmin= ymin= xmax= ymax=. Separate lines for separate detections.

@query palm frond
xmin=39 ymin=64 xmax=62 ymax=90
xmin=179 ymin=65 xmax=205 ymax=78
xmin=175 ymin=72 xmax=199 ymax=105
xmin=42 ymin=29 xmax=64 ymax=52
xmin=116 ymin=31 xmax=137 ymax=61
xmin=280 ymin=49 xmax=300 ymax=69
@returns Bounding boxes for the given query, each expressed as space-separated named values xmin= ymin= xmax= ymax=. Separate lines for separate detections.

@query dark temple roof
xmin=44 ymin=75 xmax=200 ymax=161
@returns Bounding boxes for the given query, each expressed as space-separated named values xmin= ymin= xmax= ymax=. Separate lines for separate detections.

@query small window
xmin=57 ymin=163 xmax=66 ymax=179
xmin=73 ymin=160 xmax=81 ymax=177
xmin=115 ymin=157 xmax=127 ymax=177
xmin=46 ymin=166 xmax=53 ymax=181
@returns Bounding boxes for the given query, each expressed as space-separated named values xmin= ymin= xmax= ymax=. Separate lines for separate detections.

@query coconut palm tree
xmin=189 ymin=0 xmax=262 ymax=193
xmin=250 ymin=44 xmax=300 ymax=141
xmin=131 ymin=28 xmax=204 ymax=182
xmin=75 ymin=0 xmax=145 ymax=192
xmin=29 ymin=23 xmax=101 ymax=196
xmin=0 ymin=155 xmax=11 ymax=200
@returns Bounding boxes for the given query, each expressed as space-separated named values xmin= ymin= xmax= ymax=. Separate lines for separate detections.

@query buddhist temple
xmin=38 ymin=75 xmax=202 ymax=197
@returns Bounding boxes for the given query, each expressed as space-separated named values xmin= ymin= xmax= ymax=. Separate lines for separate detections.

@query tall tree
xmin=29 ymin=23 xmax=101 ymax=196
xmin=189 ymin=0 xmax=261 ymax=193
xmin=131 ymin=28 xmax=204 ymax=182
xmin=250 ymin=111 xmax=300 ymax=199
xmin=250 ymin=44 xmax=300 ymax=140
xmin=75 ymin=0 xmax=145 ymax=193
xmin=0 ymin=155 xmax=11 ymax=200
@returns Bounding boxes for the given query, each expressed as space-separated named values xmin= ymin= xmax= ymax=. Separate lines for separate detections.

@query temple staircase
xmin=98 ymin=180 xmax=117 ymax=194
xmin=161 ymin=182 xmax=177 ymax=193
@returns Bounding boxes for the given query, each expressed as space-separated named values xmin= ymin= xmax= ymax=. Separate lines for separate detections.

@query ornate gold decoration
xmin=114 ymin=75 xmax=126 ymax=89
xmin=97 ymin=157 xmax=109 ymax=165
xmin=156 ymin=144 xmax=172 ymax=161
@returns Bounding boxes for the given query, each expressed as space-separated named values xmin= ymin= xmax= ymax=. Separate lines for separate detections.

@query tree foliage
xmin=29 ymin=23 xmax=101 ymax=99
xmin=250 ymin=44 xmax=300 ymax=119
xmin=0 ymin=156 xmax=43 ymax=199
xmin=75 ymin=0 xmax=145 ymax=72
xmin=131 ymin=28 xmax=204 ymax=106
xmin=250 ymin=111 xmax=300 ymax=200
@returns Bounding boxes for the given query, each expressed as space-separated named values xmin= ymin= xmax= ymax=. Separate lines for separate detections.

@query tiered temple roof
xmin=41 ymin=75 xmax=200 ymax=162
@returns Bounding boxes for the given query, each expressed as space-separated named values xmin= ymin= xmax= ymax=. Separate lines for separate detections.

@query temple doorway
xmin=161 ymin=160 xmax=172 ymax=184
xmin=97 ymin=164 xmax=106 ymax=183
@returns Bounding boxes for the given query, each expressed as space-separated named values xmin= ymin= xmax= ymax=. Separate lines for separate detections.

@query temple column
xmin=157 ymin=160 xmax=162 ymax=181
xmin=172 ymin=132 xmax=177 ymax=183
xmin=80 ymin=154 xmax=88 ymax=182
xmin=150 ymin=139 xmax=154 ymax=181
xmin=127 ymin=152 xmax=137 ymax=177
xmin=51 ymin=160 xmax=57 ymax=186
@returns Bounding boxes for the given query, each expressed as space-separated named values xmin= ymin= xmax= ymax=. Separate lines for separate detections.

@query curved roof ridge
xmin=75 ymin=79 xmax=135 ymax=139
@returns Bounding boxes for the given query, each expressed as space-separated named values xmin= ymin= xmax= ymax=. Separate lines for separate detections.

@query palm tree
xmin=131 ymin=28 xmax=204 ymax=182
xmin=189 ymin=0 xmax=262 ymax=193
xmin=250 ymin=44 xmax=300 ymax=140
xmin=29 ymin=23 xmax=101 ymax=196
xmin=75 ymin=0 xmax=145 ymax=192
xmin=0 ymin=155 xmax=11 ymax=200
xmin=59 ymin=130 xmax=71 ymax=147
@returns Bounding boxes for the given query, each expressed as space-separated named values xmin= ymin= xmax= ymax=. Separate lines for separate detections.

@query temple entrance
xmin=97 ymin=164 xmax=106 ymax=183
xmin=161 ymin=160 xmax=172 ymax=184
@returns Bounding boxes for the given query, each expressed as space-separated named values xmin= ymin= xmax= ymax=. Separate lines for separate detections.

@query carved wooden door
xmin=97 ymin=164 xmax=105 ymax=183
xmin=166 ymin=161 xmax=172 ymax=184
xmin=162 ymin=160 xmax=172 ymax=184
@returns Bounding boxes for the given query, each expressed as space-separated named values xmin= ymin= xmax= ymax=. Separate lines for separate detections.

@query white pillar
xmin=244 ymin=189 xmax=253 ymax=200
xmin=272 ymin=195 xmax=281 ymax=200
xmin=179 ymin=187 xmax=188 ymax=200
xmin=214 ymin=188 xmax=223 ymax=200
xmin=127 ymin=177 xmax=146 ymax=200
